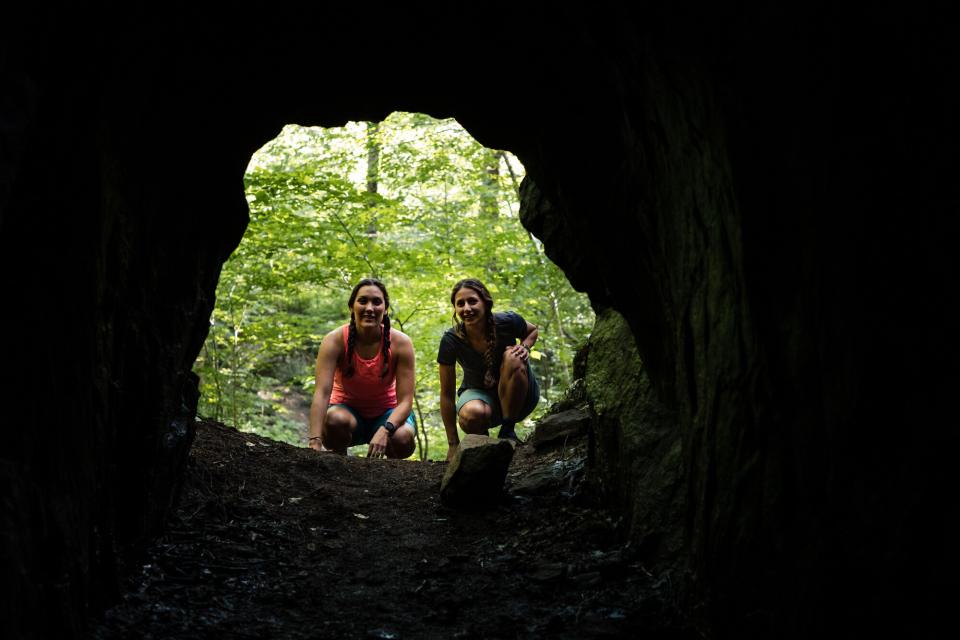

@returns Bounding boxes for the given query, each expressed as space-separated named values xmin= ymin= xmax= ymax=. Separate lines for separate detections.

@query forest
xmin=192 ymin=112 xmax=594 ymax=459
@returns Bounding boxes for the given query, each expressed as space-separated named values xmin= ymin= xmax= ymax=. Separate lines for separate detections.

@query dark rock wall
xmin=521 ymin=5 xmax=960 ymax=636
xmin=517 ymin=8 xmax=760 ymax=629
xmin=581 ymin=308 xmax=684 ymax=563
xmin=0 ymin=10 xmax=250 ymax=637
xmin=1 ymin=3 xmax=957 ymax=638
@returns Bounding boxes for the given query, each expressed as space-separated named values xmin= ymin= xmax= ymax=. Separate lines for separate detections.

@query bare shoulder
xmin=319 ymin=325 xmax=345 ymax=355
xmin=389 ymin=327 xmax=414 ymax=350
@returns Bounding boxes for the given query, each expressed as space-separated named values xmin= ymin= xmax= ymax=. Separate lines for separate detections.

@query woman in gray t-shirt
xmin=437 ymin=278 xmax=540 ymax=461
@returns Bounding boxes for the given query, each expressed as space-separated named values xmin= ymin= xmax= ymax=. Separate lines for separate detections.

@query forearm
xmin=386 ymin=397 xmax=413 ymax=427
xmin=440 ymin=395 xmax=459 ymax=444
xmin=521 ymin=327 xmax=539 ymax=349
xmin=309 ymin=390 xmax=330 ymax=439
xmin=387 ymin=338 xmax=416 ymax=430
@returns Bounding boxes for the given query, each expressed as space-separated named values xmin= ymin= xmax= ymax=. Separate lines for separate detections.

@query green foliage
xmin=193 ymin=113 xmax=594 ymax=458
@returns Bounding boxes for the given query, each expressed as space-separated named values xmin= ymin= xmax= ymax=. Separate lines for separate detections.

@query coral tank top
xmin=329 ymin=324 xmax=396 ymax=418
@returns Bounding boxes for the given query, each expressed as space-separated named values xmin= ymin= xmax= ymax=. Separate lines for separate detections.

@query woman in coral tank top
xmin=308 ymin=278 xmax=416 ymax=458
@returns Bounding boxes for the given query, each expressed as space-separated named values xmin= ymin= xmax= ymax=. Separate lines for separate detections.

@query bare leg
xmin=386 ymin=424 xmax=416 ymax=459
xmin=321 ymin=407 xmax=357 ymax=454
xmin=458 ymin=400 xmax=492 ymax=436
xmin=498 ymin=349 xmax=529 ymax=422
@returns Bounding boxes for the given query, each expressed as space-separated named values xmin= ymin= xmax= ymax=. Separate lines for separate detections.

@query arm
xmin=521 ymin=321 xmax=538 ymax=350
xmin=507 ymin=320 xmax=539 ymax=362
xmin=387 ymin=330 xmax=415 ymax=426
xmin=368 ymin=329 xmax=416 ymax=457
xmin=439 ymin=363 xmax=459 ymax=462
xmin=308 ymin=329 xmax=342 ymax=451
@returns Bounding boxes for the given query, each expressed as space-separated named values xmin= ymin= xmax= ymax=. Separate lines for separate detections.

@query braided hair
xmin=344 ymin=278 xmax=391 ymax=379
xmin=451 ymin=278 xmax=497 ymax=388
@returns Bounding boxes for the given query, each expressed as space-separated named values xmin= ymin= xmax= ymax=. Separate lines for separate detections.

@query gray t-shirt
xmin=437 ymin=311 xmax=528 ymax=395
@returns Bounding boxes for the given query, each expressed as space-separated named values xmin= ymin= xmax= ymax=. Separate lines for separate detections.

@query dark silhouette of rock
xmin=440 ymin=435 xmax=515 ymax=507
xmin=510 ymin=456 xmax=585 ymax=496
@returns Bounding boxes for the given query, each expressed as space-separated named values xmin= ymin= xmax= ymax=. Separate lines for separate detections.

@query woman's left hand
xmin=368 ymin=427 xmax=390 ymax=458
xmin=510 ymin=343 xmax=529 ymax=362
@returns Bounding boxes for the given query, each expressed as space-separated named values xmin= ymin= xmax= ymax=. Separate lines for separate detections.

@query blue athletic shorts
xmin=328 ymin=405 xmax=417 ymax=446
xmin=455 ymin=361 xmax=540 ymax=427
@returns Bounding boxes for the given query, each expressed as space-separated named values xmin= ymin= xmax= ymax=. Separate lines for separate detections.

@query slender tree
xmin=479 ymin=148 xmax=500 ymax=218
xmin=365 ymin=120 xmax=381 ymax=236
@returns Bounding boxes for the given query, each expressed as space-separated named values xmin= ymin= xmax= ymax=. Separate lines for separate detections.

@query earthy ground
xmin=88 ymin=420 xmax=690 ymax=639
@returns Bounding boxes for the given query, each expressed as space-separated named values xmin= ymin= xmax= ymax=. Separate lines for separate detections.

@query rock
xmin=526 ymin=561 xmax=568 ymax=582
xmin=440 ymin=434 xmax=515 ymax=507
xmin=511 ymin=456 xmax=585 ymax=495
xmin=529 ymin=408 xmax=591 ymax=450
xmin=570 ymin=571 xmax=603 ymax=588
xmin=511 ymin=465 xmax=563 ymax=495
xmin=545 ymin=377 xmax=587 ymax=413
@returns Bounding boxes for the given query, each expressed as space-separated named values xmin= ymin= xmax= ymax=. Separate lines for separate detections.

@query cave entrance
xmin=192 ymin=112 xmax=594 ymax=460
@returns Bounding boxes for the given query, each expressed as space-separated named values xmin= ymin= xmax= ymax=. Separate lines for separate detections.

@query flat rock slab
xmin=530 ymin=408 xmax=591 ymax=450
xmin=511 ymin=456 xmax=586 ymax=495
xmin=440 ymin=434 xmax=515 ymax=507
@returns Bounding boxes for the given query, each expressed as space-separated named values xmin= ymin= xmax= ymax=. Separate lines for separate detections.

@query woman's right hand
xmin=446 ymin=442 xmax=459 ymax=462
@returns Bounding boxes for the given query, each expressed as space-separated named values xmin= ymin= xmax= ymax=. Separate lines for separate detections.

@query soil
xmin=88 ymin=420 xmax=691 ymax=639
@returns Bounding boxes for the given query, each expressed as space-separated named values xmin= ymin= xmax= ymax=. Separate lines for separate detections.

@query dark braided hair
xmin=344 ymin=278 xmax=391 ymax=379
xmin=451 ymin=278 xmax=497 ymax=388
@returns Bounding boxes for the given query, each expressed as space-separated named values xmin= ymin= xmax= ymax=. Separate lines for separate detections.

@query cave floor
xmin=88 ymin=420 xmax=688 ymax=639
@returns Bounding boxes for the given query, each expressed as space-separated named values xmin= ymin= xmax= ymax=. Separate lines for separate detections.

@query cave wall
xmin=518 ymin=4 xmax=960 ymax=636
xmin=581 ymin=308 xmax=684 ymax=563
xmin=2 ymin=3 xmax=958 ymax=638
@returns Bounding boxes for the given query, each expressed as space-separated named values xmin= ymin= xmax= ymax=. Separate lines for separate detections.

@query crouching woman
xmin=438 ymin=278 xmax=539 ymax=461
xmin=308 ymin=278 xmax=416 ymax=459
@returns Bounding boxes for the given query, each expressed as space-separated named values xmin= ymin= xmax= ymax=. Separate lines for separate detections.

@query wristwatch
xmin=383 ymin=420 xmax=398 ymax=437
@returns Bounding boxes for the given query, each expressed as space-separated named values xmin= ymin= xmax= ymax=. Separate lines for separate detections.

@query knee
xmin=458 ymin=401 xmax=491 ymax=434
xmin=323 ymin=410 xmax=355 ymax=440
xmin=500 ymin=352 xmax=527 ymax=379
xmin=387 ymin=427 xmax=416 ymax=459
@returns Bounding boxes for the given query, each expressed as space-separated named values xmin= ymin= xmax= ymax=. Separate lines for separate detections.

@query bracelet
xmin=308 ymin=436 xmax=322 ymax=441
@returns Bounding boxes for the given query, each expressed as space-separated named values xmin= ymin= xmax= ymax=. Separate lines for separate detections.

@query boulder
xmin=529 ymin=408 xmax=591 ymax=450
xmin=511 ymin=456 xmax=586 ymax=496
xmin=440 ymin=435 xmax=515 ymax=507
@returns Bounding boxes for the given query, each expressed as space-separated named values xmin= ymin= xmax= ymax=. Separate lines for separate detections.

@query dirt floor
xmin=88 ymin=420 xmax=691 ymax=639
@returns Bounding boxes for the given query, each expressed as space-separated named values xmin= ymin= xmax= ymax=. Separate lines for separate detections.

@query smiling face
xmin=453 ymin=286 xmax=488 ymax=327
xmin=350 ymin=284 xmax=387 ymax=329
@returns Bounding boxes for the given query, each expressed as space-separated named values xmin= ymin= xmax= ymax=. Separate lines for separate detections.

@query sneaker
xmin=498 ymin=425 xmax=523 ymax=444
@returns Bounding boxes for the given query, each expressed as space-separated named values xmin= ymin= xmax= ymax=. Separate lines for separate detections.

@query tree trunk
xmin=479 ymin=148 xmax=499 ymax=218
xmin=365 ymin=120 xmax=381 ymax=236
